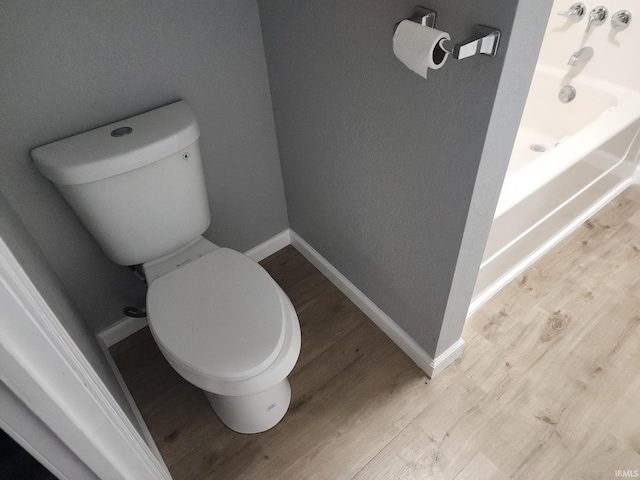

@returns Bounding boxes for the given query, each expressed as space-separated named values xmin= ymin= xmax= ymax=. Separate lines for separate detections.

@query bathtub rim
xmin=495 ymin=65 xmax=640 ymax=219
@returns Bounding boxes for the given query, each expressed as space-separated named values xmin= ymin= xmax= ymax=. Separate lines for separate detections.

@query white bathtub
xmin=470 ymin=64 xmax=640 ymax=311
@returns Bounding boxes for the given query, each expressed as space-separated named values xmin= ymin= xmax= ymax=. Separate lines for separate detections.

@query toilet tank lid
xmin=31 ymin=101 xmax=200 ymax=186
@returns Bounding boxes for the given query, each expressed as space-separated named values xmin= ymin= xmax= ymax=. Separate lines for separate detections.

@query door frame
xmin=0 ymin=233 xmax=171 ymax=480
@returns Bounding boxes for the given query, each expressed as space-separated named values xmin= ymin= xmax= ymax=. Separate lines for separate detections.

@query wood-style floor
xmin=110 ymin=186 xmax=640 ymax=480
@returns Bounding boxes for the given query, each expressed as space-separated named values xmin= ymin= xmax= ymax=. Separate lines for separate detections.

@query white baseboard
xmin=244 ymin=229 xmax=291 ymax=262
xmin=289 ymin=231 xmax=463 ymax=378
xmin=430 ymin=338 xmax=466 ymax=377
xmin=98 ymin=316 xmax=149 ymax=348
xmin=633 ymin=163 xmax=640 ymax=184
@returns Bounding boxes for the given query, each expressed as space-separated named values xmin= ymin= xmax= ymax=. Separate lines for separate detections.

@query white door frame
xmin=0 ymin=234 xmax=171 ymax=480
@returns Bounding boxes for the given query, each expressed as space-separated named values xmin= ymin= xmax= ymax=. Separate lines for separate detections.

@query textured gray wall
xmin=0 ymin=0 xmax=288 ymax=333
xmin=0 ymin=192 xmax=142 ymax=435
xmin=437 ymin=0 xmax=553 ymax=357
xmin=258 ymin=0 xmax=544 ymax=358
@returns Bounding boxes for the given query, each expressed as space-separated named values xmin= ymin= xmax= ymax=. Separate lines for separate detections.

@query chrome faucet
xmin=586 ymin=6 xmax=608 ymax=32
xmin=567 ymin=46 xmax=594 ymax=66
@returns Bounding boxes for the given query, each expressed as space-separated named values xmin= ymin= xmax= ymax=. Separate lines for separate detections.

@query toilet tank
xmin=32 ymin=101 xmax=211 ymax=266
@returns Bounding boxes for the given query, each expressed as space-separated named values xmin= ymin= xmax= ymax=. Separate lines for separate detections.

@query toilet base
xmin=204 ymin=379 xmax=291 ymax=434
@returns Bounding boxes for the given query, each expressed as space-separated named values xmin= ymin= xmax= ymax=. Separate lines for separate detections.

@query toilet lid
xmin=146 ymin=248 xmax=286 ymax=381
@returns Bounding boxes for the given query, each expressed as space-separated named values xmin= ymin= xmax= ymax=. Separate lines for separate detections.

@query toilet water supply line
xmin=123 ymin=265 xmax=147 ymax=317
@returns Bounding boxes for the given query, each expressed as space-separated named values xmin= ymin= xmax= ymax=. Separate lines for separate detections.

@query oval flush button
xmin=111 ymin=126 xmax=133 ymax=137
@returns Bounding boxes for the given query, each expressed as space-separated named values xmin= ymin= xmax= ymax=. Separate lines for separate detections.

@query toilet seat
xmin=147 ymin=248 xmax=287 ymax=383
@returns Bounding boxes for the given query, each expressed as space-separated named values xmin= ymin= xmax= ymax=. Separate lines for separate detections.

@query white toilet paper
xmin=393 ymin=20 xmax=450 ymax=79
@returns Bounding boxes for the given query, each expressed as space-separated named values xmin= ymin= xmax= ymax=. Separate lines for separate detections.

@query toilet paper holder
xmin=398 ymin=6 xmax=501 ymax=60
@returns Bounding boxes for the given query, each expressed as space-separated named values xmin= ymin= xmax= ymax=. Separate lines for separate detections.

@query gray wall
xmin=0 ymin=0 xmax=551 ymax=385
xmin=0 ymin=192 xmax=141 ymax=435
xmin=437 ymin=0 xmax=553 ymax=358
xmin=258 ymin=0 xmax=549 ymax=358
xmin=0 ymin=0 xmax=288 ymax=333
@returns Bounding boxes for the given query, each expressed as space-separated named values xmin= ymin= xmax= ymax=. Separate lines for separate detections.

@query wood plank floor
xmin=110 ymin=186 xmax=640 ymax=479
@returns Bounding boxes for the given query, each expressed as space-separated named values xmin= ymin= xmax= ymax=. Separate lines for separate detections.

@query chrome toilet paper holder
xmin=398 ymin=6 xmax=501 ymax=60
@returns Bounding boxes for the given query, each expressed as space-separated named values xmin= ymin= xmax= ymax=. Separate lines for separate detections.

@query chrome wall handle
xmin=586 ymin=6 xmax=608 ymax=32
xmin=611 ymin=10 xmax=632 ymax=31
xmin=558 ymin=2 xmax=586 ymax=22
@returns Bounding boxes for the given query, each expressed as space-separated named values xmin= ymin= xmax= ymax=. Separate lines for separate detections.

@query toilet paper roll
xmin=393 ymin=20 xmax=450 ymax=79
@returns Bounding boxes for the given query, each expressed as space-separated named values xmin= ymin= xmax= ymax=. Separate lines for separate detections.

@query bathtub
xmin=470 ymin=64 xmax=640 ymax=312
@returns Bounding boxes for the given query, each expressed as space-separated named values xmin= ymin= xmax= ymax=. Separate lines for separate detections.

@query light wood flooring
xmin=110 ymin=186 xmax=640 ymax=480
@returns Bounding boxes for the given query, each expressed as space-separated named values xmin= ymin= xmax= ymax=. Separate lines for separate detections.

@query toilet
xmin=31 ymin=101 xmax=301 ymax=434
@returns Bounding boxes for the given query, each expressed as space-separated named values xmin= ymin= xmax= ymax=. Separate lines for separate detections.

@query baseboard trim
xmin=98 ymin=316 xmax=149 ymax=348
xmin=244 ymin=229 xmax=291 ymax=262
xmin=633 ymin=163 xmax=640 ymax=184
xmin=289 ymin=231 xmax=462 ymax=377
xmin=430 ymin=338 xmax=466 ymax=377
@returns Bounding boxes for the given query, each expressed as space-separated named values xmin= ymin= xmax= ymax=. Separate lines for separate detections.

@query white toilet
xmin=32 ymin=101 xmax=301 ymax=434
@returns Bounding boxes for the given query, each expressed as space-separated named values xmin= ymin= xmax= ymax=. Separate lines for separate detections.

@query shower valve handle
xmin=611 ymin=10 xmax=632 ymax=31
xmin=558 ymin=2 xmax=586 ymax=21
xmin=586 ymin=6 xmax=608 ymax=32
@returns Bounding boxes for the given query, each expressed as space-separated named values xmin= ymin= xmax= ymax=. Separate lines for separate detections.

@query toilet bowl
xmin=31 ymin=101 xmax=301 ymax=433
xmin=146 ymin=245 xmax=301 ymax=433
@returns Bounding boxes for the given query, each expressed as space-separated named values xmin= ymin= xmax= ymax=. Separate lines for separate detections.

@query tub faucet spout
xmin=567 ymin=46 xmax=594 ymax=66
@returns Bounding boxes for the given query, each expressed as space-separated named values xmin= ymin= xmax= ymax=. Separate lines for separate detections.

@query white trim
xmin=0 ymin=235 xmax=171 ymax=480
xmin=0 ymin=381 xmax=97 ymax=480
xmin=244 ymin=229 xmax=291 ymax=261
xmin=633 ymin=163 xmax=640 ymax=184
xmin=99 ymin=316 xmax=149 ymax=348
xmin=429 ymin=338 xmax=466 ymax=377
xmin=468 ymin=178 xmax=632 ymax=315
xmin=289 ymin=231 xmax=463 ymax=377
